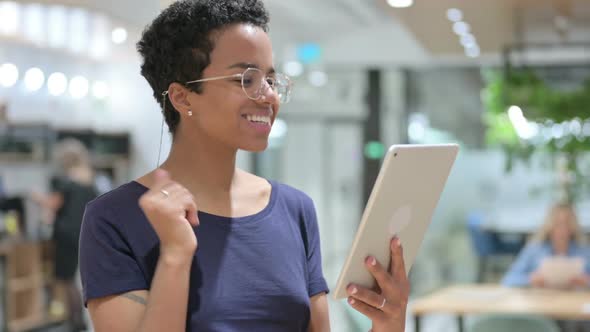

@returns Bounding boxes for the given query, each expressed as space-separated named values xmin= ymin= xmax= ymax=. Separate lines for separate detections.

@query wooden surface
xmin=412 ymin=284 xmax=590 ymax=320
xmin=0 ymin=239 xmax=60 ymax=332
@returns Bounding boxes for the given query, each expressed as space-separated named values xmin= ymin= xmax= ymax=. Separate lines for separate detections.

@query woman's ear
xmin=167 ymin=82 xmax=192 ymax=116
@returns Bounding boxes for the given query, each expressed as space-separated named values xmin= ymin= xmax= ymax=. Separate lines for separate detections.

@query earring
xmin=188 ymin=111 xmax=193 ymax=117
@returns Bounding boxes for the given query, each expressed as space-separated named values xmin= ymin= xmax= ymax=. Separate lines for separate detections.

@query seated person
xmin=502 ymin=203 xmax=590 ymax=288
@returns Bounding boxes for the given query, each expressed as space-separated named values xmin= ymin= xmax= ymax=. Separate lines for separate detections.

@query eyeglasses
xmin=184 ymin=67 xmax=292 ymax=104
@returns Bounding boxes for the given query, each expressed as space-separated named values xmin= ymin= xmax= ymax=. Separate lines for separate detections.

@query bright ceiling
xmin=11 ymin=0 xmax=590 ymax=66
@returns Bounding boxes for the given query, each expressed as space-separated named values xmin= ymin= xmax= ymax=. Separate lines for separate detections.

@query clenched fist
xmin=139 ymin=169 xmax=199 ymax=260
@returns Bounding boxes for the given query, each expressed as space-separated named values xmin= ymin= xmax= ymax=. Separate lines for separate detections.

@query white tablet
xmin=333 ymin=144 xmax=459 ymax=299
xmin=538 ymin=256 xmax=585 ymax=288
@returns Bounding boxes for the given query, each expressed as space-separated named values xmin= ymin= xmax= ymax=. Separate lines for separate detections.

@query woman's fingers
xmin=347 ymin=284 xmax=393 ymax=315
xmin=389 ymin=237 xmax=407 ymax=282
xmin=347 ymin=296 xmax=383 ymax=321
xmin=365 ymin=256 xmax=394 ymax=294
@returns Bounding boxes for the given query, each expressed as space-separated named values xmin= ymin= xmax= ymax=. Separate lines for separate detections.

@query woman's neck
xmin=160 ymin=134 xmax=239 ymax=195
xmin=551 ymin=241 xmax=570 ymax=255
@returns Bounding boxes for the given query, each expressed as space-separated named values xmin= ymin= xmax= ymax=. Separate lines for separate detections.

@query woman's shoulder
xmin=238 ymin=169 xmax=314 ymax=204
xmin=80 ymin=181 xmax=153 ymax=250
xmin=572 ymin=242 xmax=590 ymax=255
xmin=266 ymin=181 xmax=318 ymax=221
xmin=85 ymin=181 xmax=146 ymax=218
xmin=521 ymin=241 xmax=551 ymax=254
xmin=272 ymin=181 xmax=308 ymax=199
xmin=237 ymin=170 xmax=317 ymax=216
xmin=264 ymin=179 xmax=312 ymax=205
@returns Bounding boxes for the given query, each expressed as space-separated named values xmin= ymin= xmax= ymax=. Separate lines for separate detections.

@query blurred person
xmin=31 ymin=138 xmax=98 ymax=331
xmin=502 ymin=203 xmax=590 ymax=288
xmin=78 ymin=1 xmax=410 ymax=331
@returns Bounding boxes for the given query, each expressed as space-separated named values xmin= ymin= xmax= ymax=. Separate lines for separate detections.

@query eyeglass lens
xmin=241 ymin=68 xmax=291 ymax=103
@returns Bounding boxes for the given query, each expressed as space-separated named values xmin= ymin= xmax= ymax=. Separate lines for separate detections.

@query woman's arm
xmin=30 ymin=191 xmax=64 ymax=224
xmin=84 ymin=170 xmax=199 ymax=332
xmin=501 ymin=243 xmax=541 ymax=287
xmin=88 ymin=254 xmax=193 ymax=332
xmin=308 ymin=292 xmax=330 ymax=332
xmin=30 ymin=191 xmax=64 ymax=212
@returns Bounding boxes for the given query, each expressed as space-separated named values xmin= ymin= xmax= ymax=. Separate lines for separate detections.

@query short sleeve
xmin=79 ymin=201 xmax=148 ymax=305
xmin=301 ymin=196 xmax=329 ymax=297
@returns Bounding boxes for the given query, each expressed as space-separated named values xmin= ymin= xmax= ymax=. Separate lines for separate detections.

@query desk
xmin=412 ymin=284 xmax=590 ymax=332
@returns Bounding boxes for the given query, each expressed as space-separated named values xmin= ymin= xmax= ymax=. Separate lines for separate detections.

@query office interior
xmin=0 ymin=0 xmax=590 ymax=331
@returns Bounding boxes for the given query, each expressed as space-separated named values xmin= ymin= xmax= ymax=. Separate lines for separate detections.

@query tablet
xmin=538 ymin=256 xmax=585 ymax=288
xmin=333 ymin=144 xmax=459 ymax=299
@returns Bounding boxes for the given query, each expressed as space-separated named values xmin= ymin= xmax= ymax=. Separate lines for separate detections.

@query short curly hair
xmin=137 ymin=0 xmax=270 ymax=135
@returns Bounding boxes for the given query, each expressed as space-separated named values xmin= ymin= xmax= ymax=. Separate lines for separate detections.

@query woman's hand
xmin=569 ymin=274 xmax=590 ymax=288
xmin=138 ymin=169 xmax=199 ymax=261
xmin=346 ymin=237 xmax=410 ymax=332
xmin=29 ymin=191 xmax=61 ymax=224
xmin=529 ymin=271 xmax=545 ymax=288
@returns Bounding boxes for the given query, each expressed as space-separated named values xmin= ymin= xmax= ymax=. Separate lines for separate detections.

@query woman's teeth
xmin=245 ymin=114 xmax=271 ymax=125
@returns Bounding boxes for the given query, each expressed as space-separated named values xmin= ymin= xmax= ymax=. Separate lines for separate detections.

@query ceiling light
xmin=111 ymin=27 xmax=127 ymax=44
xmin=47 ymin=5 xmax=67 ymax=48
xmin=0 ymin=63 xmax=19 ymax=87
xmin=69 ymin=76 xmax=89 ymax=99
xmin=446 ymin=8 xmax=463 ymax=22
xmin=386 ymin=0 xmax=413 ymax=8
xmin=24 ymin=67 xmax=45 ymax=91
xmin=0 ymin=2 xmax=19 ymax=35
xmin=48 ymin=72 xmax=67 ymax=96
xmin=452 ymin=21 xmax=470 ymax=36
xmin=0 ymin=63 xmax=19 ymax=88
xmin=69 ymin=8 xmax=89 ymax=53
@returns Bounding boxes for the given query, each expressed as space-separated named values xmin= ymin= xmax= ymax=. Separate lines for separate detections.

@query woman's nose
xmin=257 ymin=82 xmax=279 ymax=105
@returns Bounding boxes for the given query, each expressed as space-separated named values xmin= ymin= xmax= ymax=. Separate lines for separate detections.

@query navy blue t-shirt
xmin=79 ymin=180 xmax=329 ymax=331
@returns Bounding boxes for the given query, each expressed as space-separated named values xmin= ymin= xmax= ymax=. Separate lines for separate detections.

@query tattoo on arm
xmin=121 ymin=293 xmax=147 ymax=306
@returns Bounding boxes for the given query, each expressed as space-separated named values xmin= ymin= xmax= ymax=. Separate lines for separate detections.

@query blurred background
xmin=1 ymin=0 xmax=590 ymax=331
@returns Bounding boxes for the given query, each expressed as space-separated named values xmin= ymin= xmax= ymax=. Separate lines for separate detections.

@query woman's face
xmin=550 ymin=208 xmax=574 ymax=247
xmin=183 ymin=23 xmax=280 ymax=152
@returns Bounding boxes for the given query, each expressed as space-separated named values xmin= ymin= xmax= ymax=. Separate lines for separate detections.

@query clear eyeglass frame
xmin=182 ymin=67 xmax=292 ymax=104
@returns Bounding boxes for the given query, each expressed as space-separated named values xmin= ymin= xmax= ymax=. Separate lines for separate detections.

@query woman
xmin=79 ymin=1 xmax=409 ymax=331
xmin=502 ymin=203 xmax=590 ymax=288
xmin=32 ymin=138 xmax=98 ymax=331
